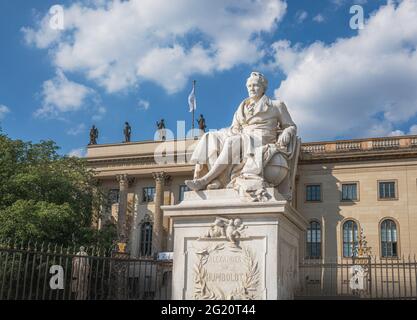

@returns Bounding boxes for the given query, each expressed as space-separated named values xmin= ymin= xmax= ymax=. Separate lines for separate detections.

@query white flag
xmin=188 ymin=84 xmax=196 ymax=112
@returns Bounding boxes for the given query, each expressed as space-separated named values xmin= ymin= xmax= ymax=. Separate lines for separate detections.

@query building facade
xmin=87 ymin=135 xmax=417 ymax=260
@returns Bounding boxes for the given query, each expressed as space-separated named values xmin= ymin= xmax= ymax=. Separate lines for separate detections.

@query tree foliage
xmin=0 ymin=130 xmax=116 ymax=247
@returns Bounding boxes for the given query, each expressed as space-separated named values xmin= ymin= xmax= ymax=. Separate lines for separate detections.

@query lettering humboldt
xmin=206 ymin=272 xmax=245 ymax=282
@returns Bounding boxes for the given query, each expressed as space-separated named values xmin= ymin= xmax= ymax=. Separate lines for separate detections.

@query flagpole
xmin=192 ymin=80 xmax=196 ymax=132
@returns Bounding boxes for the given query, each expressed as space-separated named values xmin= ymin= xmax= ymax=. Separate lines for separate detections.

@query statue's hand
xmin=277 ymin=130 xmax=291 ymax=147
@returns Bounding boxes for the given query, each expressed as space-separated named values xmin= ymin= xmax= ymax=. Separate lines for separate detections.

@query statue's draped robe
xmin=190 ymin=95 xmax=297 ymax=196
xmin=71 ymin=252 xmax=90 ymax=300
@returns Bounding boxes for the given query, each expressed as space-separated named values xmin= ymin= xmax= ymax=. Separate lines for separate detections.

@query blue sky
xmin=1 ymin=0 xmax=416 ymax=157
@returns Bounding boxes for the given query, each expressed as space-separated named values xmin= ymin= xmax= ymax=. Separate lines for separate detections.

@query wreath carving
xmin=193 ymin=243 xmax=260 ymax=300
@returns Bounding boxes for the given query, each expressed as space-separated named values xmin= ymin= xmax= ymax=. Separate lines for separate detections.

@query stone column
xmin=152 ymin=172 xmax=169 ymax=253
xmin=116 ymin=174 xmax=134 ymax=242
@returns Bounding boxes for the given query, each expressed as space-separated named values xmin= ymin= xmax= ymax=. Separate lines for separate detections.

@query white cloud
xmin=331 ymin=0 xmax=367 ymax=7
xmin=313 ymin=14 xmax=325 ymax=23
xmin=408 ymin=124 xmax=417 ymax=135
xmin=92 ymin=106 xmax=107 ymax=122
xmin=35 ymin=69 xmax=94 ymax=118
xmin=22 ymin=13 xmax=62 ymax=49
xmin=330 ymin=0 xmax=346 ymax=8
xmin=389 ymin=130 xmax=405 ymax=137
xmin=68 ymin=147 xmax=87 ymax=158
xmin=295 ymin=11 xmax=308 ymax=23
xmin=271 ymin=1 xmax=417 ymax=141
xmin=138 ymin=99 xmax=150 ymax=111
xmin=0 ymin=105 xmax=10 ymax=120
xmin=23 ymin=0 xmax=287 ymax=94
xmin=67 ymin=123 xmax=86 ymax=136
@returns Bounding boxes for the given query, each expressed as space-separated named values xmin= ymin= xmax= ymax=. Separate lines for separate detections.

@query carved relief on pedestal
xmin=193 ymin=218 xmax=260 ymax=300
xmin=199 ymin=217 xmax=248 ymax=246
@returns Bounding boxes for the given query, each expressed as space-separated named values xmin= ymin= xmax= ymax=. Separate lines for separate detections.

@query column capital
xmin=152 ymin=172 xmax=168 ymax=183
xmin=116 ymin=174 xmax=135 ymax=188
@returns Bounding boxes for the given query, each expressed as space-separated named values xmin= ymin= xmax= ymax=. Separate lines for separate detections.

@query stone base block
xmin=162 ymin=188 xmax=307 ymax=300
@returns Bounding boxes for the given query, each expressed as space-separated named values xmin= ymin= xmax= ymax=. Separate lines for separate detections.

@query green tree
xmin=0 ymin=130 xmax=116 ymax=247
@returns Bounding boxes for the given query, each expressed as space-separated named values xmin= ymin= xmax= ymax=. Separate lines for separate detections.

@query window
xmin=108 ymin=189 xmax=119 ymax=205
xmin=306 ymin=184 xmax=321 ymax=202
xmin=306 ymin=221 xmax=321 ymax=258
xmin=140 ymin=222 xmax=153 ymax=256
xmin=142 ymin=187 xmax=156 ymax=203
xmin=179 ymin=185 xmax=190 ymax=202
xmin=342 ymin=183 xmax=358 ymax=201
xmin=379 ymin=181 xmax=396 ymax=200
xmin=343 ymin=220 xmax=359 ymax=257
xmin=381 ymin=219 xmax=398 ymax=258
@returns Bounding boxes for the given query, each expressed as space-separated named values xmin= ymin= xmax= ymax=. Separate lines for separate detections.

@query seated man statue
xmin=185 ymin=72 xmax=298 ymax=201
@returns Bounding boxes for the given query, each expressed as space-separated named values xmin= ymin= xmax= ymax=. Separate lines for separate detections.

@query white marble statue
xmin=185 ymin=72 xmax=299 ymax=201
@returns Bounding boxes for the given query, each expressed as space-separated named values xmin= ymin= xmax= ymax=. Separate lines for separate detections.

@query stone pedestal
xmin=162 ymin=188 xmax=307 ymax=300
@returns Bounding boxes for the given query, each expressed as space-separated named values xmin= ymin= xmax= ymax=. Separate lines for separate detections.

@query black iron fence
xmin=297 ymin=256 xmax=417 ymax=299
xmin=0 ymin=241 xmax=171 ymax=300
xmin=2 ymin=240 xmax=417 ymax=300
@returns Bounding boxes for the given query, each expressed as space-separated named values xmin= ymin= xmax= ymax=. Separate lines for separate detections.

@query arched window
xmin=381 ymin=219 xmax=398 ymax=258
xmin=306 ymin=221 xmax=321 ymax=258
xmin=343 ymin=220 xmax=358 ymax=257
xmin=140 ymin=222 xmax=153 ymax=257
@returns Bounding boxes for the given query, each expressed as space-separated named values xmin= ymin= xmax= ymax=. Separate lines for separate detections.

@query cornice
xmin=86 ymin=135 xmax=417 ymax=168
xmin=299 ymin=148 xmax=417 ymax=164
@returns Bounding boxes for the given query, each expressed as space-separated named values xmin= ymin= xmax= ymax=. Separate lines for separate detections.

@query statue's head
xmin=246 ymin=72 xmax=268 ymax=99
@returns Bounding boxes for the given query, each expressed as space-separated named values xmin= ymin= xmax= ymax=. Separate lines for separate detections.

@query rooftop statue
xmin=197 ymin=114 xmax=207 ymax=133
xmin=157 ymin=119 xmax=166 ymax=141
xmin=185 ymin=72 xmax=300 ymax=201
xmin=89 ymin=125 xmax=99 ymax=145
xmin=124 ymin=122 xmax=131 ymax=143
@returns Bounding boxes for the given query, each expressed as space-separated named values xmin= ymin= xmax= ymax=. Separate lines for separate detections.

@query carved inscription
xmin=193 ymin=243 xmax=260 ymax=300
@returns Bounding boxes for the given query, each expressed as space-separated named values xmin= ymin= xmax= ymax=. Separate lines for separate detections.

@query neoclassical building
xmin=87 ymin=134 xmax=417 ymax=260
